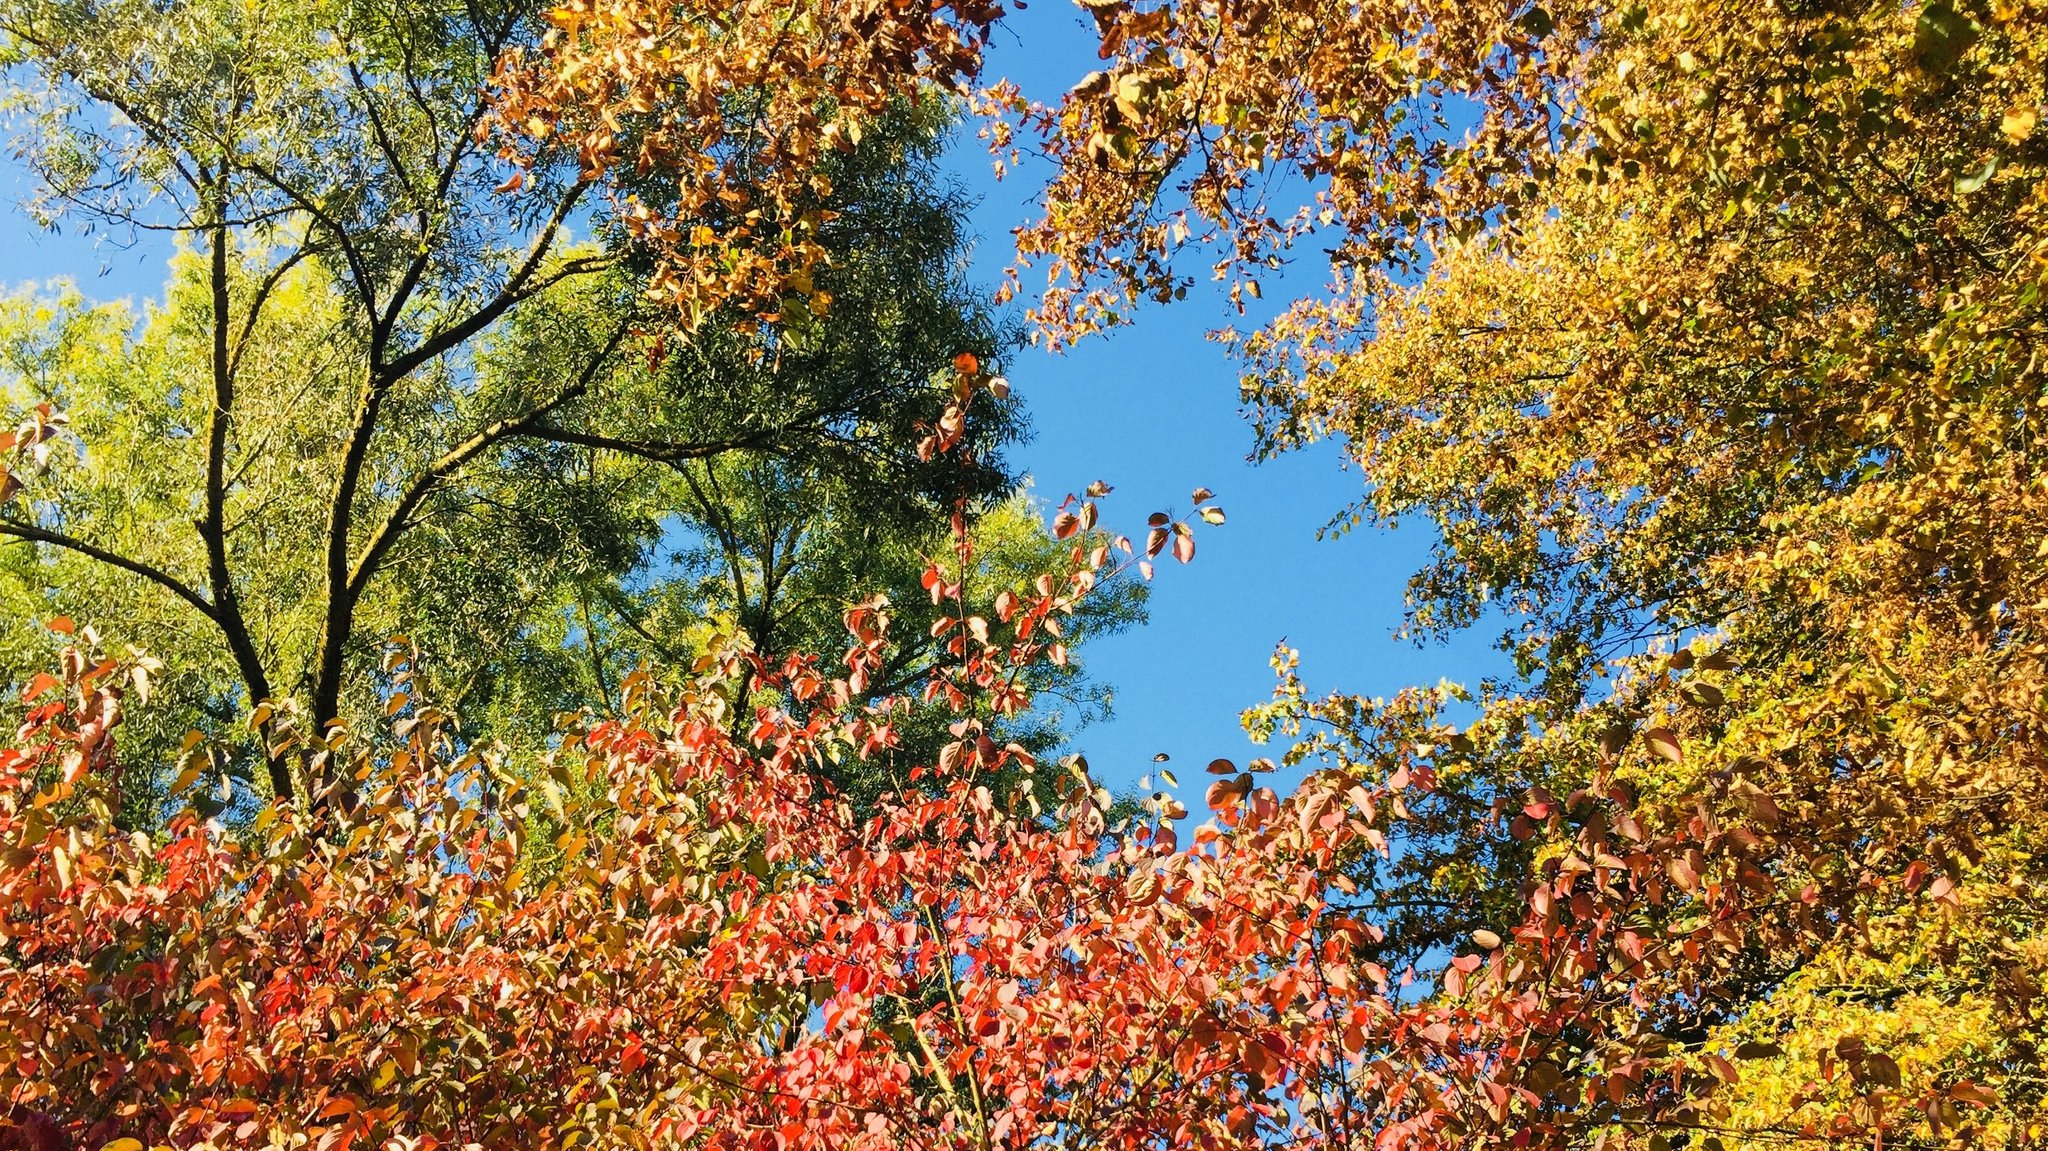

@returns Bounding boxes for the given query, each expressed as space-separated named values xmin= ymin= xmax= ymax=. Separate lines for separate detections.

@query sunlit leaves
xmin=3 ymin=411 xmax=1866 ymax=1149
xmin=493 ymin=0 xmax=1007 ymax=321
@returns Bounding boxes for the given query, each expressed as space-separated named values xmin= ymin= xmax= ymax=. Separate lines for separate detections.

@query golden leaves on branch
xmin=491 ymin=0 xmax=1007 ymax=323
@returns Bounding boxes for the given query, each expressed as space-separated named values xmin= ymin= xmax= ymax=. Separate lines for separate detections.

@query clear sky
xmin=938 ymin=2 xmax=1503 ymax=790
xmin=0 ymin=9 xmax=1504 ymax=795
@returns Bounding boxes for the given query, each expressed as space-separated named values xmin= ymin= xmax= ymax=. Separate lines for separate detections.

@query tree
xmin=4 ymin=0 xmax=2042 ymax=1144
xmin=630 ymin=459 xmax=1145 ymax=803
xmin=3 ymin=364 xmax=2022 ymax=1151
xmin=1225 ymin=5 xmax=2048 ymax=1145
xmin=0 ymin=0 xmax=1025 ymax=808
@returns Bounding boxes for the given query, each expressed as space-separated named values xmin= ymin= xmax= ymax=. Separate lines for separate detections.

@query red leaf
xmin=1950 ymin=1081 xmax=2000 ymax=1107
xmin=1666 ymin=855 xmax=1700 ymax=890
xmin=21 ymin=672 xmax=60 ymax=702
xmin=1206 ymin=776 xmax=1249 ymax=810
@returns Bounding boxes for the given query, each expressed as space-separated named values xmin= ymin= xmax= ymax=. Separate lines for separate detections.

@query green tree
xmin=615 ymin=456 xmax=1144 ymax=801
xmin=0 ymin=0 xmax=1041 ymax=812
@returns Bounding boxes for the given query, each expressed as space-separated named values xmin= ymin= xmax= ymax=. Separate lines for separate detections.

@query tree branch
xmin=341 ymin=52 xmax=419 ymax=210
xmin=205 ymin=183 xmax=291 ymax=799
xmin=0 ymin=520 xmax=215 ymax=621
xmin=376 ymin=191 xmax=603 ymax=382
xmin=375 ymin=80 xmax=500 ymax=336
xmin=523 ymin=423 xmax=789 ymax=465
xmin=346 ymin=318 xmax=636 ymax=599
xmin=228 ymin=231 xmax=328 ymax=378
xmin=233 ymin=156 xmax=382 ymax=320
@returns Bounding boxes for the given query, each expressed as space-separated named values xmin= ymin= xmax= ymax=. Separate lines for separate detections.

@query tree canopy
xmin=473 ymin=0 xmax=2048 ymax=1141
xmin=0 ymin=0 xmax=2044 ymax=1147
xmin=0 ymin=0 xmax=1115 ymax=815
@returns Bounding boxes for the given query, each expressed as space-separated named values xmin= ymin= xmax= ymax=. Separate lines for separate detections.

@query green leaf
xmin=1915 ymin=0 xmax=1981 ymax=74
xmin=1956 ymin=157 xmax=1998 ymax=194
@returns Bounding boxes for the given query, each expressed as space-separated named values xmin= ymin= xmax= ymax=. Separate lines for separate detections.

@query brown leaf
xmin=1643 ymin=727 xmax=1683 ymax=763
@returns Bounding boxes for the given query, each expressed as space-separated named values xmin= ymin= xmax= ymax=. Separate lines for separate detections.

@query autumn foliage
xmin=4 ymin=0 xmax=2047 ymax=1146
xmin=0 ymin=490 xmax=2011 ymax=1148
xmin=0 ymin=497 xmax=1457 ymax=1150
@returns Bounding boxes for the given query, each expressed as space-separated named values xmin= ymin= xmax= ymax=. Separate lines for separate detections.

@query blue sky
xmin=0 ymin=12 xmax=1504 ymax=795
xmin=939 ymin=2 xmax=1502 ymax=788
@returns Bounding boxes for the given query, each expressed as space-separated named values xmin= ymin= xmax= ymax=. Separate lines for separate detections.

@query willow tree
xmin=0 ymin=0 xmax=1027 ymax=809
